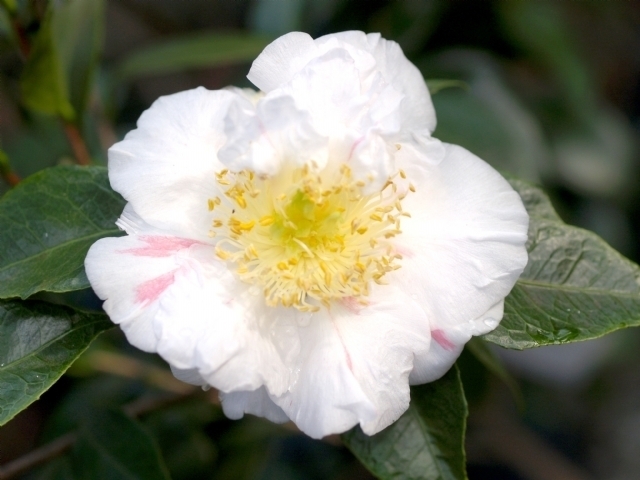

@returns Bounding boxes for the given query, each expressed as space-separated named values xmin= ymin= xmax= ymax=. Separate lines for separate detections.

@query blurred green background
xmin=0 ymin=1 xmax=639 ymax=479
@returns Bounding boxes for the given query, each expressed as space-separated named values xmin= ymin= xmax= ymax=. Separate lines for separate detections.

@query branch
xmin=0 ymin=433 xmax=75 ymax=480
xmin=0 ymin=169 xmax=21 ymax=187
xmin=0 ymin=389 xmax=205 ymax=480
xmin=62 ymin=122 xmax=92 ymax=166
xmin=10 ymin=18 xmax=30 ymax=59
xmin=82 ymin=350 xmax=195 ymax=395
xmin=0 ymin=150 xmax=21 ymax=187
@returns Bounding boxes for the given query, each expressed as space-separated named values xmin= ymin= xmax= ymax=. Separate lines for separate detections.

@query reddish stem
xmin=1 ymin=170 xmax=21 ymax=187
xmin=63 ymin=122 xmax=91 ymax=166
xmin=10 ymin=18 xmax=30 ymax=59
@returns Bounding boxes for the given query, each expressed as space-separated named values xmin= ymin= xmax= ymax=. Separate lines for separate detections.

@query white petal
xmin=247 ymin=32 xmax=318 ymax=92
xmin=218 ymin=93 xmax=328 ymax=174
xmin=249 ymin=31 xmax=436 ymax=133
xmin=151 ymin=251 xmax=296 ymax=395
xmin=115 ymin=203 xmax=169 ymax=236
xmin=409 ymin=301 xmax=504 ymax=384
xmin=108 ymin=87 xmax=240 ymax=241
xmin=277 ymin=49 xmax=403 ymax=189
xmin=270 ymin=286 xmax=430 ymax=439
xmin=85 ymin=234 xmax=206 ymax=352
xmin=315 ymin=31 xmax=436 ymax=133
xmin=220 ymin=387 xmax=289 ymax=424
xmin=392 ymin=140 xmax=528 ymax=332
xmin=170 ymin=366 xmax=207 ymax=387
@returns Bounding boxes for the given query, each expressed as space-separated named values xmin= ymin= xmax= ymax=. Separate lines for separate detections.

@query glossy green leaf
xmin=0 ymin=299 xmax=112 ymax=426
xmin=72 ymin=409 xmax=171 ymax=480
xmin=0 ymin=165 xmax=125 ymax=299
xmin=342 ymin=366 xmax=467 ymax=480
xmin=484 ymin=179 xmax=640 ymax=349
xmin=20 ymin=0 xmax=104 ymax=120
xmin=116 ymin=32 xmax=271 ymax=81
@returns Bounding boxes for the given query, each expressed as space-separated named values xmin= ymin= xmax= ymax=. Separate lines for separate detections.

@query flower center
xmin=209 ymin=163 xmax=413 ymax=311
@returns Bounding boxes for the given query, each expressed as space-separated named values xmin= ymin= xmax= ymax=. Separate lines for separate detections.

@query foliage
xmin=0 ymin=299 xmax=111 ymax=426
xmin=0 ymin=166 xmax=124 ymax=299
xmin=343 ymin=366 xmax=467 ymax=480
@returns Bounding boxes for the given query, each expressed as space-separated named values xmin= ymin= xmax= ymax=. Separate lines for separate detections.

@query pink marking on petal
xmin=121 ymin=236 xmax=201 ymax=257
xmin=329 ymin=312 xmax=354 ymax=373
xmin=347 ymin=136 xmax=364 ymax=162
xmin=394 ymin=245 xmax=414 ymax=258
xmin=135 ymin=269 xmax=178 ymax=304
xmin=432 ymin=329 xmax=456 ymax=351
xmin=341 ymin=296 xmax=366 ymax=315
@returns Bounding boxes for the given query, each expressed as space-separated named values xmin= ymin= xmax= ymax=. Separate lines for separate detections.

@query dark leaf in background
xmin=115 ymin=32 xmax=272 ymax=81
xmin=20 ymin=0 xmax=104 ymax=121
xmin=0 ymin=299 xmax=112 ymax=426
xmin=0 ymin=0 xmax=16 ymax=15
xmin=426 ymin=79 xmax=467 ymax=95
xmin=20 ymin=7 xmax=74 ymax=120
xmin=484 ymin=179 xmax=640 ymax=349
xmin=465 ymin=338 xmax=522 ymax=408
xmin=342 ymin=366 xmax=467 ymax=480
xmin=498 ymin=1 xmax=596 ymax=120
xmin=34 ymin=457 xmax=75 ymax=480
xmin=72 ymin=409 xmax=171 ymax=480
xmin=0 ymin=165 xmax=125 ymax=299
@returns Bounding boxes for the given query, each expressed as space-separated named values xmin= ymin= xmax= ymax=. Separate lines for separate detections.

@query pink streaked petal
xmin=431 ymin=329 xmax=456 ymax=351
xmin=136 ymin=269 xmax=179 ymax=304
xmin=341 ymin=296 xmax=366 ymax=315
xmin=120 ymin=236 xmax=203 ymax=257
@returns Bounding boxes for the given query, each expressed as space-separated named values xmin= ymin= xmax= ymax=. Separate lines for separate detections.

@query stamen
xmin=207 ymin=163 xmax=414 ymax=310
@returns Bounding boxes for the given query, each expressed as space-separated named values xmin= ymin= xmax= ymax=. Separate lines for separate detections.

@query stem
xmin=0 ymin=390 xmax=203 ymax=480
xmin=62 ymin=122 xmax=91 ymax=166
xmin=10 ymin=17 xmax=30 ymax=59
xmin=0 ymin=433 xmax=75 ymax=480
xmin=82 ymin=350 xmax=194 ymax=395
xmin=0 ymin=169 xmax=21 ymax=187
xmin=0 ymin=151 xmax=21 ymax=187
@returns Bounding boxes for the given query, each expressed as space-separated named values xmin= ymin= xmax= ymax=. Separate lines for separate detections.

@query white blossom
xmin=85 ymin=31 xmax=528 ymax=439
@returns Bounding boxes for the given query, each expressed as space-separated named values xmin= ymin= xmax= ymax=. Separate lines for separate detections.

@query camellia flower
xmin=85 ymin=31 xmax=528 ymax=439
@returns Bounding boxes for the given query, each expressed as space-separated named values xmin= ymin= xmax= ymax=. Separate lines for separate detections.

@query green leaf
xmin=20 ymin=7 xmax=74 ymax=120
xmin=342 ymin=366 xmax=467 ymax=480
xmin=52 ymin=0 xmax=104 ymax=118
xmin=0 ymin=165 xmax=125 ymax=299
xmin=426 ymin=79 xmax=468 ymax=95
xmin=20 ymin=0 xmax=104 ymax=120
xmin=72 ymin=409 xmax=171 ymax=480
xmin=484 ymin=178 xmax=640 ymax=349
xmin=0 ymin=299 xmax=112 ymax=426
xmin=115 ymin=32 xmax=271 ymax=81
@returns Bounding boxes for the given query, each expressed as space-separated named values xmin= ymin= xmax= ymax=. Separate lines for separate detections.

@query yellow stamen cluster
xmin=208 ymin=163 xmax=413 ymax=311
